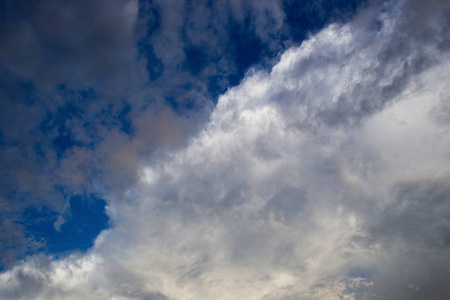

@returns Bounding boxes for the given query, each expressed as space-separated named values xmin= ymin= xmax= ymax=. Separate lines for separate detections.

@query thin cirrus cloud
xmin=1 ymin=0 xmax=450 ymax=299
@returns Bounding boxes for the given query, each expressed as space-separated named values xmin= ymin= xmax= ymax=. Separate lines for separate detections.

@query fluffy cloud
xmin=1 ymin=0 xmax=450 ymax=299
xmin=0 ymin=0 xmax=368 ymax=249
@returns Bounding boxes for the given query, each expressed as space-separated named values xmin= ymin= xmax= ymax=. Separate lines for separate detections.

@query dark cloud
xmin=355 ymin=180 xmax=450 ymax=299
xmin=0 ymin=220 xmax=27 ymax=269
xmin=371 ymin=180 xmax=450 ymax=246
xmin=0 ymin=0 xmax=143 ymax=93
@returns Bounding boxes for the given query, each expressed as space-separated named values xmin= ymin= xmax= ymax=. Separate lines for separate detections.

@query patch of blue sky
xmin=15 ymin=80 xmax=37 ymax=106
xmin=228 ymin=18 xmax=264 ymax=82
xmin=183 ymin=47 xmax=208 ymax=75
xmin=117 ymin=104 xmax=133 ymax=135
xmin=20 ymin=194 xmax=109 ymax=257
xmin=284 ymin=0 xmax=368 ymax=41
xmin=138 ymin=43 xmax=165 ymax=81
xmin=137 ymin=1 xmax=163 ymax=81
xmin=38 ymin=86 xmax=116 ymax=157
xmin=39 ymin=103 xmax=83 ymax=158
xmin=165 ymin=95 xmax=196 ymax=114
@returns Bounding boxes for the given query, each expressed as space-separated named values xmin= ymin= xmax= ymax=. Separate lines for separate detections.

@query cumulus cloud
xmin=1 ymin=0 xmax=450 ymax=299
xmin=0 ymin=0 xmax=370 ymax=265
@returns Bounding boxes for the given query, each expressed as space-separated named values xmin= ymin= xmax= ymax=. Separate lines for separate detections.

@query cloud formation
xmin=1 ymin=0 xmax=450 ymax=299
xmin=0 ymin=0 xmax=368 ymax=265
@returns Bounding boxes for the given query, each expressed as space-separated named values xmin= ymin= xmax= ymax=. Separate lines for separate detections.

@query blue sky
xmin=1 ymin=0 xmax=450 ymax=299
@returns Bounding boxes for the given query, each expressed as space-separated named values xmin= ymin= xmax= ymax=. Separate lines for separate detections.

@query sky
xmin=0 ymin=0 xmax=450 ymax=299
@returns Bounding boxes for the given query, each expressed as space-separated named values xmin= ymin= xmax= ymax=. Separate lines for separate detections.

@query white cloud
xmin=1 ymin=0 xmax=450 ymax=299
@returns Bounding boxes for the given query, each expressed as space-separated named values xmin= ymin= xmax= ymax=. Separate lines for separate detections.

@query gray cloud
xmin=0 ymin=220 xmax=27 ymax=268
xmin=1 ymin=0 xmax=450 ymax=299
xmin=356 ymin=179 xmax=450 ymax=299
xmin=0 ymin=0 xmax=143 ymax=93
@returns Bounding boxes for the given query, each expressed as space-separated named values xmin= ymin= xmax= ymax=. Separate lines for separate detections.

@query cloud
xmin=0 ymin=0 xmax=146 ymax=254
xmin=1 ymin=0 xmax=450 ymax=299
xmin=0 ymin=0 xmax=371 ymax=234
xmin=0 ymin=0 xmax=143 ymax=93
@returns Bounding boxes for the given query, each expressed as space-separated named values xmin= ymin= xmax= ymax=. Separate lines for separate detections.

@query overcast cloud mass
xmin=1 ymin=0 xmax=450 ymax=299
